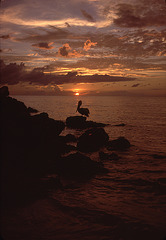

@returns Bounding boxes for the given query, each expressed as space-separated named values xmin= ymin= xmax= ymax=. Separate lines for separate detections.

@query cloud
xmin=58 ymin=43 xmax=83 ymax=58
xmin=58 ymin=43 xmax=71 ymax=57
xmin=0 ymin=34 xmax=11 ymax=39
xmin=114 ymin=3 xmax=166 ymax=28
xmin=84 ymin=39 xmax=97 ymax=51
xmin=81 ymin=9 xmax=95 ymax=22
xmin=65 ymin=22 xmax=71 ymax=28
xmin=32 ymin=42 xmax=54 ymax=50
xmin=0 ymin=60 xmax=25 ymax=85
xmin=0 ymin=48 xmax=12 ymax=53
xmin=16 ymin=27 xmax=71 ymax=42
xmin=0 ymin=60 xmax=135 ymax=86
xmin=27 ymin=53 xmax=38 ymax=56
xmin=132 ymin=83 xmax=140 ymax=87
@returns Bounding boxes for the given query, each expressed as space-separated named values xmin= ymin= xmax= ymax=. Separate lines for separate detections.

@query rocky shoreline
xmin=0 ymin=86 xmax=131 ymax=208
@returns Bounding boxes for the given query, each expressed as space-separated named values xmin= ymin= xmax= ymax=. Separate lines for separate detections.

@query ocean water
xmin=3 ymin=95 xmax=166 ymax=240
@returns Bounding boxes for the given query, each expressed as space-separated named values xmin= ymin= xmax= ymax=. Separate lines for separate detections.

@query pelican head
xmin=78 ymin=100 xmax=82 ymax=108
xmin=76 ymin=100 xmax=82 ymax=112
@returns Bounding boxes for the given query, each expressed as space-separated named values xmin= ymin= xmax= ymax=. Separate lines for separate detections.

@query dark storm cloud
xmin=132 ymin=83 xmax=140 ymax=87
xmin=0 ymin=34 xmax=10 ymax=39
xmin=59 ymin=44 xmax=69 ymax=57
xmin=65 ymin=22 xmax=71 ymax=28
xmin=0 ymin=60 xmax=135 ymax=86
xmin=96 ymin=29 xmax=166 ymax=58
xmin=114 ymin=3 xmax=166 ymax=28
xmin=0 ymin=60 xmax=25 ymax=85
xmin=32 ymin=42 xmax=54 ymax=50
xmin=81 ymin=9 xmax=95 ymax=22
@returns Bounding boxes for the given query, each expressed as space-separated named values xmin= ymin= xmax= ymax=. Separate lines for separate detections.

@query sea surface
xmin=3 ymin=95 xmax=166 ymax=240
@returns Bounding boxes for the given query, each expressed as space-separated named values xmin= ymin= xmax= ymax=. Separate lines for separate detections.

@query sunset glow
xmin=0 ymin=0 xmax=165 ymax=96
xmin=1 ymin=1 xmax=166 ymax=238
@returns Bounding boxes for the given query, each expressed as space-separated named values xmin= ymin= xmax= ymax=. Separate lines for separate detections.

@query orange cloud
xmin=58 ymin=43 xmax=83 ymax=58
xmin=84 ymin=39 xmax=97 ymax=51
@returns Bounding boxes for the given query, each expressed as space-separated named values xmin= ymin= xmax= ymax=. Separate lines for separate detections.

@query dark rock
xmin=77 ymin=128 xmax=109 ymax=152
xmin=99 ymin=151 xmax=119 ymax=161
xmin=0 ymin=86 xmax=9 ymax=98
xmin=30 ymin=112 xmax=65 ymax=136
xmin=63 ymin=144 xmax=77 ymax=153
xmin=32 ymin=112 xmax=49 ymax=119
xmin=114 ymin=123 xmax=126 ymax=127
xmin=86 ymin=121 xmax=107 ymax=128
xmin=55 ymin=152 xmax=106 ymax=180
xmin=151 ymin=154 xmax=166 ymax=159
xmin=66 ymin=116 xmax=107 ymax=129
xmin=66 ymin=116 xmax=87 ymax=129
xmin=63 ymin=134 xmax=77 ymax=143
xmin=0 ymin=96 xmax=30 ymax=122
xmin=27 ymin=106 xmax=38 ymax=113
xmin=107 ymin=137 xmax=131 ymax=151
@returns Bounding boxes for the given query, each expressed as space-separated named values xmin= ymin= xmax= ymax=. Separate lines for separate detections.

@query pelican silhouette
xmin=76 ymin=100 xmax=90 ymax=117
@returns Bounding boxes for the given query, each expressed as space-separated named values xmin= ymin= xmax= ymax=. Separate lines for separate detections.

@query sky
xmin=0 ymin=0 xmax=166 ymax=96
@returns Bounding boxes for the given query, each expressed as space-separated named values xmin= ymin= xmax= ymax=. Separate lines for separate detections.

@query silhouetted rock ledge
xmin=66 ymin=116 xmax=107 ymax=129
xmin=27 ymin=106 xmax=38 ymax=113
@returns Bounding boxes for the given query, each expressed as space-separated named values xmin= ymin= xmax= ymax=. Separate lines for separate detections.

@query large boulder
xmin=0 ymin=86 xmax=9 ymax=98
xmin=77 ymin=128 xmax=109 ymax=152
xmin=30 ymin=112 xmax=65 ymax=136
xmin=107 ymin=137 xmax=131 ymax=151
xmin=55 ymin=152 xmax=106 ymax=180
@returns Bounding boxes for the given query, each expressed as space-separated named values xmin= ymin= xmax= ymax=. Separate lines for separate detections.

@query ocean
xmin=3 ymin=95 xmax=166 ymax=240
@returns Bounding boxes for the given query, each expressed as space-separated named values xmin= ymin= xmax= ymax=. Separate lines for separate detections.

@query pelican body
xmin=76 ymin=100 xmax=90 ymax=117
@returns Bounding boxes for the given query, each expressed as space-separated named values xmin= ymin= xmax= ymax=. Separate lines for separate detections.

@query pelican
xmin=76 ymin=100 xmax=90 ymax=117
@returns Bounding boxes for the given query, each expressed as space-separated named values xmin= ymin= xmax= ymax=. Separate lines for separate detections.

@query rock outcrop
xmin=77 ymin=128 xmax=109 ymax=152
xmin=107 ymin=137 xmax=131 ymax=151
xmin=66 ymin=115 xmax=107 ymax=129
